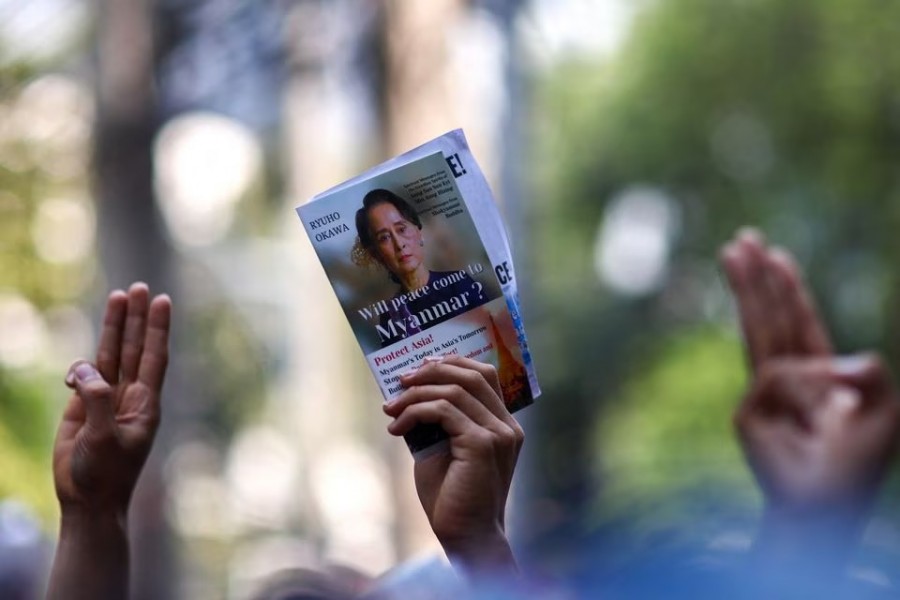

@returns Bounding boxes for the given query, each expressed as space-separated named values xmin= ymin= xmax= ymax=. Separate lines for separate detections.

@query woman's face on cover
xmin=366 ymin=201 xmax=425 ymax=278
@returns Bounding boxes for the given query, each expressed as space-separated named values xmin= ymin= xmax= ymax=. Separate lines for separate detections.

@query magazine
xmin=297 ymin=130 xmax=539 ymax=454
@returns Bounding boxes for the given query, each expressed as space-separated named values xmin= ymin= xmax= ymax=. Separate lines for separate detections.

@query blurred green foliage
xmin=529 ymin=0 xmax=900 ymax=549
xmin=0 ymin=62 xmax=94 ymax=306
xmin=595 ymin=327 xmax=755 ymax=529
xmin=0 ymin=60 xmax=89 ymax=523
xmin=536 ymin=0 xmax=900 ymax=336
xmin=0 ymin=370 xmax=53 ymax=456
xmin=0 ymin=17 xmax=271 ymax=531
xmin=0 ymin=370 xmax=56 ymax=520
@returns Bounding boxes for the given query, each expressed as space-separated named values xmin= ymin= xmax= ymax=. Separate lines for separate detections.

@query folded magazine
xmin=297 ymin=130 xmax=539 ymax=454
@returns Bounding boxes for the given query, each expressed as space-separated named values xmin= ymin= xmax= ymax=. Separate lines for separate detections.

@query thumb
xmin=830 ymin=354 xmax=894 ymax=403
xmin=68 ymin=360 xmax=116 ymax=436
xmin=816 ymin=385 xmax=862 ymax=434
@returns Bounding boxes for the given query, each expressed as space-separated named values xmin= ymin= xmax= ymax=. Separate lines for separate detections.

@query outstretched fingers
xmin=96 ymin=290 xmax=128 ymax=384
xmin=768 ymin=248 xmax=832 ymax=356
xmin=721 ymin=230 xmax=775 ymax=368
xmin=757 ymin=245 xmax=796 ymax=357
xmin=120 ymin=283 xmax=150 ymax=382
xmin=137 ymin=294 xmax=172 ymax=393
xmin=721 ymin=229 xmax=821 ymax=368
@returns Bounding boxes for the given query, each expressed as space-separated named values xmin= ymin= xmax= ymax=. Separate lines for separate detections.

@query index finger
xmin=137 ymin=294 xmax=172 ymax=392
xmin=720 ymin=231 xmax=775 ymax=369
xmin=721 ymin=241 xmax=763 ymax=366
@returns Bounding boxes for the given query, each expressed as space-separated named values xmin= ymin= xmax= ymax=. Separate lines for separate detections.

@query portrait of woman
xmin=352 ymin=188 xmax=489 ymax=347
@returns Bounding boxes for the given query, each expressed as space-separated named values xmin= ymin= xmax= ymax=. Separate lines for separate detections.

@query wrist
xmin=59 ymin=504 xmax=128 ymax=546
xmin=49 ymin=506 xmax=130 ymax=600
xmin=439 ymin=526 xmax=518 ymax=578
xmin=60 ymin=500 xmax=128 ymax=522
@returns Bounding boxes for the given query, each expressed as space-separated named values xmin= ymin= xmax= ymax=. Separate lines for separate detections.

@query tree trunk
xmin=93 ymin=0 xmax=177 ymax=596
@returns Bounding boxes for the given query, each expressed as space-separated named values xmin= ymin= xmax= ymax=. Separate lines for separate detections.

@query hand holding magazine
xmin=297 ymin=130 xmax=539 ymax=455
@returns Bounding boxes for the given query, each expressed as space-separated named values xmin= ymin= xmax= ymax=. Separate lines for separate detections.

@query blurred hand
xmin=384 ymin=355 xmax=524 ymax=575
xmin=720 ymin=230 xmax=900 ymax=584
xmin=47 ymin=283 xmax=171 ymax=600
xmin=54 ymin=283 xmax=171 ymax=516
xmin=736 ymin=356 xmax=900 ymax=514
xmin=720 ymin=228 xmax=832 ymax=368
xmin=720 ymin=229 xmax=899 ymax=513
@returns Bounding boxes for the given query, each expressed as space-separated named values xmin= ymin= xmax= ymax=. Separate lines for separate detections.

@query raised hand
xmin=383 ymin=355 xmax=524 ymax=576
xmin=47 ymin=283 xmax=171 ymax=600
xmin=54 ymin=283 xmax=171 ymax=514
xmin=720 ymin=229 xmax=900 ymax=583
xmin=720 ymin=229 xmax=900 ymax=509
xmin=735 ymin=356 xmax=899 ymax=515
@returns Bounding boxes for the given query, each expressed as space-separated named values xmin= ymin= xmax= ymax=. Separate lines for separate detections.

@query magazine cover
xmin=298 ymin=143 xmax=537 ymax=454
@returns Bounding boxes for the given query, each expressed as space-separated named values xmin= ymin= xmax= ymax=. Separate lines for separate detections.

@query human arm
xmin=720 ymin=230 xmax=900 ymax=580
xmin=46 ymin=283 xmax=171 ymax=600
xmin=383 ymin=356 xmax=524 ymax=578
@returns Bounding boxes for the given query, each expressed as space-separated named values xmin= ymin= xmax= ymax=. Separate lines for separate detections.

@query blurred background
xmin=2 ymin=0 xmax=900 ymax=597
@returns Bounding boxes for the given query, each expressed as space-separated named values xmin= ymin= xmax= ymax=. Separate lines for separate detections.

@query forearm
xmin=47 ymin=509 xmax=130 ymax=600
